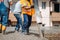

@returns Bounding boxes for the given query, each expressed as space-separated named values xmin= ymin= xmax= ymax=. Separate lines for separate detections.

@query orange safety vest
xmin=20 ymin=0 xmax=35 ymax=16
xmin=30 ymin=0 xmax=35 ymax=15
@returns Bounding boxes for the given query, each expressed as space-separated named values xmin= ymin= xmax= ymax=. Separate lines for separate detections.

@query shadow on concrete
xmin=30 ymin=32 xmax=40 ymax=37
xmin=5 ymin=31 xmax=15 ymax=35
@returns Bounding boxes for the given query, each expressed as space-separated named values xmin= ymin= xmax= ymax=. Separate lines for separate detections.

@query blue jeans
xmin=0 ymin=2 xmax=8 ymax=26
xmin=22 ymin=14 xmax=32 ymax=32
xmin=22 ymin=14 xmax=28 ymax=32
xmin=14 ymin=13 xmax=22 ymax=31
xmin=26 ymin=15 xmax=32 ymax=29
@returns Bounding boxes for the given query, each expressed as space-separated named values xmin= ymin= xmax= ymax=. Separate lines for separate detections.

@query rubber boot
xmin=0 ymin=24 xmax=2 ymax=33
xmin=2 ymin=25 xmax=6 ymax=34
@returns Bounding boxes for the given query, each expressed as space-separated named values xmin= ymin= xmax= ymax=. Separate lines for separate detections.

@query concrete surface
xmin=0 ymin=23 xmax=48 ymax=40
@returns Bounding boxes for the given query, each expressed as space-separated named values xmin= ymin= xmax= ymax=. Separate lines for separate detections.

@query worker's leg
xmin=22 ymin=14 xmax=28 ymax=32
xmin=1 ymin=8 xmax=8 ymax=34
xmin=14 ymin=14 xmax=22 ymax=31
xmin=0 ymin=13 xmax=2 ymax=33
xmin=2 ymin=15 xmax=8 ymax=34
xmin=26 ymin=15 xmax=32 ymax=34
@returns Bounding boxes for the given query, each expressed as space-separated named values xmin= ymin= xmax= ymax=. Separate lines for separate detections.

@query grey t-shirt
xmin=13 ymin=1 xmax=22 ymax=14
xmin=4 ymin=0 xmax=12 ymax=8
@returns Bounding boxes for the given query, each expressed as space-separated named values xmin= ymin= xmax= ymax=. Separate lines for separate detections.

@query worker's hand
xmin=31 ymin=5 xmax=34 ymax=8
xmin=9 ymin=1 xmax=13 ymax=6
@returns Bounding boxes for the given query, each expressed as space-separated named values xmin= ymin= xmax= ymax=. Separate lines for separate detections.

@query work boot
xmin=15 ymin=28 xmax=20 ymax=32
xmin=22 ymin=29 xmax=29 ymax=35
xmin=26 ymin=28 xmax=29 ymax=35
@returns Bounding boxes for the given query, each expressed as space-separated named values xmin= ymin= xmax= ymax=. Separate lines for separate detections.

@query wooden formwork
xmin=51 ymin=12 xmax=60 ymax=21
xmin=9 ymin=13 xmax=17 ymax=26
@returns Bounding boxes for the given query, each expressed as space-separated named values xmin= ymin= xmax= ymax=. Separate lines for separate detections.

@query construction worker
xmin=20 ymin=0 xmax=35 ymax=35
xmin=13 ymin=0 xmax=22 ymax=32
xmin=0 ymin=0 xmax=13 ymax=34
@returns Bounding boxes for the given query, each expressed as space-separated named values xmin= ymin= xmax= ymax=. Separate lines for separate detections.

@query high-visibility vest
xmin=20 ymin=0 xmax=35 ymax=16
xmin=30 ymin=0 xmax=35 ymax=15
